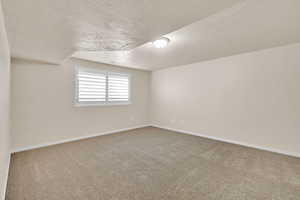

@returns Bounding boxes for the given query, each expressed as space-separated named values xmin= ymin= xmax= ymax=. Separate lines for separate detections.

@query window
xmin=75 ymin=67 xmax=130 ymax=106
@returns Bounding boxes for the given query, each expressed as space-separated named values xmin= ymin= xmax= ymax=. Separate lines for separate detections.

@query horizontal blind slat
xmin=78 ymin=73 xmax=106 ymax=78
xmin=108 ymin=88 xmax=128 ymax=90
xmin=79 ymin=89 xmax=106 ymax=92
xmin=79 ymin=99 xmax=106 ymax=102
xmin=79 ymin=85 xmax=106 ymax=89
xmin=108 ymin=81 xmax=128 ymax=84
xmin=79 ymin=96 xmax=106 ymax=98
xmin=79 ymin=81 xmax=106 ymax=86
xmin=78 ymin=78 xmax=106 ymax=83
xmin=108 ymin=80 xmax=128 ymax=83
xmin=79 ymin=94 xmax=106 ymax=97
xmin=79 ymin=92 xmax=106 ymax=95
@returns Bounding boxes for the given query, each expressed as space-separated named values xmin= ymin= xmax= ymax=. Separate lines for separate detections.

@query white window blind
xmin=75 ymin=68 xmax=130 ymax=106
xmin=77 ymin=71 xmax=107 ymax=102
xmin=108 ymin=74 xmax=129 ymax=102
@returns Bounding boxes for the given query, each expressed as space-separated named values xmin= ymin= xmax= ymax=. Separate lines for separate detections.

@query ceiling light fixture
xmin=152 ymin=37 xmax=170 ymax=48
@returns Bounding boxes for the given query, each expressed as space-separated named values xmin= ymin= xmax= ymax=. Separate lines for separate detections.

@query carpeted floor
xmin=5 ymin=127 xmax=300 ymax=200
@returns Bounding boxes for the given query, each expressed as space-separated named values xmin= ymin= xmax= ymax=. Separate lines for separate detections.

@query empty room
xmin=1 ymin=0 xmax=300 ymax=199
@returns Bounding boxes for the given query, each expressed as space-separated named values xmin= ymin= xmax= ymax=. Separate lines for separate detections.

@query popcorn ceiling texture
xmin=2 ymin=0 xmax=241 ymax=64
xmin=73 ymin=0 xmax=300 ymax=70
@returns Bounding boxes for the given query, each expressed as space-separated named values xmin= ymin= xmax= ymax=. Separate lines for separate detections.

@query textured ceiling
xmin=73 ymin=0 xmax=300 ymax=70
xmin=2 ymin=0 xmax=241 ymax=64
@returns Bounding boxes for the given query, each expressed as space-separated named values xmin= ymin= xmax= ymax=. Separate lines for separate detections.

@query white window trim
xmin=74 ymin=66 xmax=131 ymax=107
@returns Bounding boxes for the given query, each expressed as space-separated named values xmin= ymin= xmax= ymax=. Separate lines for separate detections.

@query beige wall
xmin=0 ymin=2 xmax=10 ymax=200
xmin=151 ymin=43 xmax=300 ymax=156
xmin=11 ymin=58 xmax=150 ymax=152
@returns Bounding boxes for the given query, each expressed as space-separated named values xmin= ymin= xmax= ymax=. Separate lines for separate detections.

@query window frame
xmin=74 ymin=66 xmax=131 ymax=107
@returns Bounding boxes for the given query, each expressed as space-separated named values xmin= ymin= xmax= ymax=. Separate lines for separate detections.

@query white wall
xmin=151 ymin=43 xmax=300 ymax=156
xmin=0 ymin=1 xmax=10 ymax=200
xmin=11 ymin=58 xmax=151 ymax=152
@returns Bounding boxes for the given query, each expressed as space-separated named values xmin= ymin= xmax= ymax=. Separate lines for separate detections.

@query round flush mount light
xmin=152 ymin=37 xmax=170 ymax=48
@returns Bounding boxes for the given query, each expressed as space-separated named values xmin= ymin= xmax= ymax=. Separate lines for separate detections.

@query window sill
xmin=74 ymin=102 xmax=131 ymax=107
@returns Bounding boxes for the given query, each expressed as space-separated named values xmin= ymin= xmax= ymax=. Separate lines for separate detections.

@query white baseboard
xmin=151 ymin=124 xmax=300 ymax=158
xmin=11 ymin=124 xmax=150 ymax=153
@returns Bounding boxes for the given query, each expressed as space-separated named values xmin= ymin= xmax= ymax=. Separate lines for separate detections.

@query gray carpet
xmin=5 ymin=127 xmax=300 ymax=200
